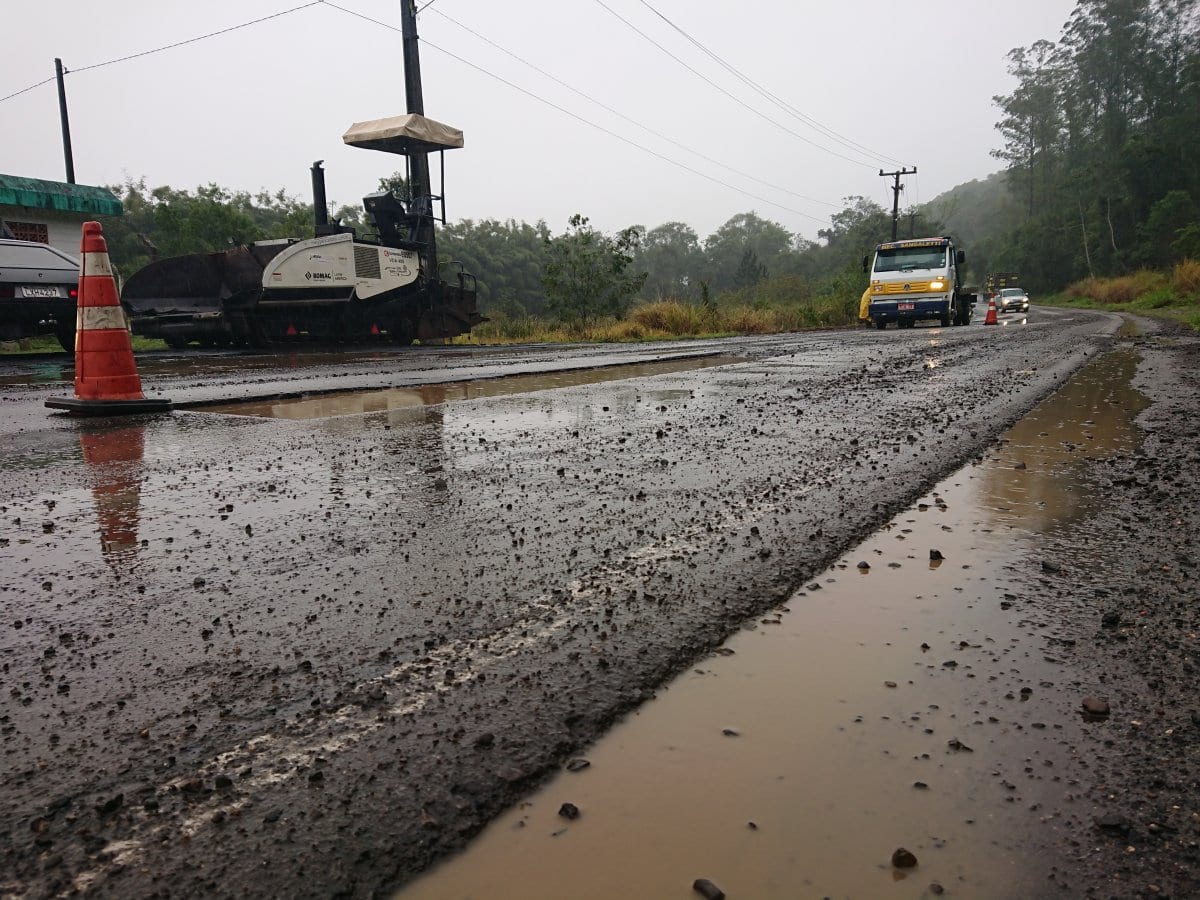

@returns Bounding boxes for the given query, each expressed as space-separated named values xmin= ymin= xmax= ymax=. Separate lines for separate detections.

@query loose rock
xmin=692 ymin=878 xmax=726 ymax=900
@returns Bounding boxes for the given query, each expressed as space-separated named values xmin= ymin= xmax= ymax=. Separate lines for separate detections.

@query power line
xmin=1 ymin=76 xmax=55 ymax=105
xmin=70 ymin=1 xmax=324 ymax=74
xmin=0 ymin=1 xmax=323 ymax=105
xmin=324 ymin=1 xmax=834 ymax=226
xmin=634 ymin=0 xmax=909 ymax=168
xmin=431 ymin=6 xmax=841 ymax=209
xmin=592 ymin=0 xmax=878 ymax=171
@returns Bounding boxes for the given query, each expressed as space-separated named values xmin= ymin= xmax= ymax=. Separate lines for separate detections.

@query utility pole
xmin=54 ymin=58 xmax=75 ymax=184
xmin=399 ymin=0 xmax=436 ymax=275
xmin=880 ymin=167 xmax=916 ymax=241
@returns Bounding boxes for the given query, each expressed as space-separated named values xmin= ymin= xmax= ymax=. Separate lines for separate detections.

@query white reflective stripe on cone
xmin=77 ymin=306 xmax=128 ymax=331
xmin=82 ymin=253 xmax=114 ymax=278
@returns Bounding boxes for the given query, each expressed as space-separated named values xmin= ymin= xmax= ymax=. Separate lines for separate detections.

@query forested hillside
xmin=985 ymin=0 xmax=1200 ymax=292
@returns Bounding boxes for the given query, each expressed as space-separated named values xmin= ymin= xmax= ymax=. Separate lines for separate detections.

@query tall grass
xmin=1065 ymin=270 xmax=1167 ymax=304
xmin=460 ymin=283 xmax=862 ymax=346
xmin=1061 ymin=260 xmax=1200 ymax=315
xmin=1172 ymin=259 xmax=1200 ymax=300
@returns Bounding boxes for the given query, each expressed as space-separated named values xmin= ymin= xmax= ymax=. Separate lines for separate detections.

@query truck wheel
xmin=875 ymin=319 xmax=887 ymax=330
xmin=939 ymin=309 xmax=951 ymax=327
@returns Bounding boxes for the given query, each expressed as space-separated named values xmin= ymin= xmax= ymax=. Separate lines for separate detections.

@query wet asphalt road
xmin=0 ymin=308 xmax=1122 ymax=898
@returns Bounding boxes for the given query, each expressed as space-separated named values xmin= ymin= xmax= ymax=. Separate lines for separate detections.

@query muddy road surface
xmin=2 ymin=309 xmax=1131 ymax=897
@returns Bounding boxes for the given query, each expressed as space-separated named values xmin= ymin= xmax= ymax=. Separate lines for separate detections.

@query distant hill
xmin=925 ymin=171 xmax=1024 ymax=284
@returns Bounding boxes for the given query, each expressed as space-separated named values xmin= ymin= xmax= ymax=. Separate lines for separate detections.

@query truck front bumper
xmin=869 ymin=295 xmax=952 ymax=324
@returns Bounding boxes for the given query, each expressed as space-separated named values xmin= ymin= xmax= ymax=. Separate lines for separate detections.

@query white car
xmin=995 ymin=287 xmax=1030 ymax=313
xmin=0 ymin=239 xmax=80 ymax=351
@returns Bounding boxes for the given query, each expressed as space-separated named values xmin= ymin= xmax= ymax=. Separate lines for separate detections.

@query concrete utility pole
xmin=55 ymin=58 xmax=75 ymax=184
xmin=880 ymin=167 xmax=916 ymax=241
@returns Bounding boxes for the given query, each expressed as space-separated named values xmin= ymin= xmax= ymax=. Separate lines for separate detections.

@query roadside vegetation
xmin=1042 ymin=259 xmax=1200 ymax=329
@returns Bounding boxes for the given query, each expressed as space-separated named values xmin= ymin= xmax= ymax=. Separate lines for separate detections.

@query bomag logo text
xmin=305 ymin=271 xmax=333 ymax=281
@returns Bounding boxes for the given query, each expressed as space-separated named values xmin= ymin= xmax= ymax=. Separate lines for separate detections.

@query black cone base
xmin=45 ymin=396 xmax=173 ymax=416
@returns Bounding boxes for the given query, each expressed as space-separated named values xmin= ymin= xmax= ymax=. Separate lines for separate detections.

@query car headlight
xmin=929 ymin=280 xmax=945 ymax=290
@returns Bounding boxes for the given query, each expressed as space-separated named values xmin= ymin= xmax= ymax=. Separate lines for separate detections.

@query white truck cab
xmin=864 ymin=236 xmax=972 ymax=329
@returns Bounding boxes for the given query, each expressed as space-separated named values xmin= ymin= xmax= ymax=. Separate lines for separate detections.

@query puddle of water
xmin=200 ymin=356 xmax=742 ymax=420
xmin=397 ymin=351 xmax=1147 ymax=900
xmin=979 ymin=350 xmax=1147 ymax=535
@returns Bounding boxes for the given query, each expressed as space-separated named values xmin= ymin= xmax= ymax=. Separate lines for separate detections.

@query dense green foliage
xmin=541 ymin=214 xmax=647 ymax=323
xmin=100 ymin=179 xmax=365 ymax=277
xmin=983 ymin=0 xmax=1200 ymax=291
xmin=99 ymin=176 xmax=910 ymax=325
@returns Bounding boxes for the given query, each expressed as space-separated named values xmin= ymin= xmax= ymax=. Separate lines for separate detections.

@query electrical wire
xmin=0 ymin=76 xmax=55 ymax=105
xmin=0 ymin=1 xmax=323 ymax=104
xmin=431 ymin=6 xmax=841 ymax=209
xmin=323 ymin=1 xmax=833 ymax=225
xmin=634 ymin=0 xmax=909 ymax=168
xmin=592 ymin=0 xmax=877 ymax=171
xmin=69 ymin=1 xmax=324 ymax=73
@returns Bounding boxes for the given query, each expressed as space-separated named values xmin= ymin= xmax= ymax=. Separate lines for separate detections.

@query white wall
xmin=1 ymin=206 xmax=93 ymax=257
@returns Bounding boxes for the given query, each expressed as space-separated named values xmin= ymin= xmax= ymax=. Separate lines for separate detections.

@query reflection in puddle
xmin=79 ymin=426 xmax=147 ymax=563
xmin=202 ymin=355 xmax=742 ymax=420
xmin=980 ymin=350 xmax=1147 ymax=534
xmin=398 ymin=351 xmax=1146 ymax=900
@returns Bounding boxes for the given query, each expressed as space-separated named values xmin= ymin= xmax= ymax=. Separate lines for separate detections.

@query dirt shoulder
xmin=1038 ymin=318 xmax=1200 ymax=898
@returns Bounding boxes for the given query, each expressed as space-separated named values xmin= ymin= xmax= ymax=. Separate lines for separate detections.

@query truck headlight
xmin=930 ymin=279 xmax=945 ymax=290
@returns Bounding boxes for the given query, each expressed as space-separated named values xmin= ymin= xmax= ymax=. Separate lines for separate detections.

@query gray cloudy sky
xmin=2 ymin=0 xmax=1077 ymax=241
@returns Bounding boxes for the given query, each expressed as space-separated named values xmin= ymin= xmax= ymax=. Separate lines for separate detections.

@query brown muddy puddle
xmin=198 ymin=355 xmax=742 ymax=420
xmin=397 ymin=350 xmax=1147 ymax=900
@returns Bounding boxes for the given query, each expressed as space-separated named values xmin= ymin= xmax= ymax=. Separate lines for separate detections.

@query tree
xmin=541 ymin=214 xmax=647 ymax=324
xmin=702 ymin=212 xmax=795 ymax=292
xmin=986 ymin=0 xmax=1200 ymax=288
xmin=1136 ymin=189 xmax=1200 ymax=266
xmin=732 ymin=248 xmax=768 ymax=289
xmin=440 ymin=218 xmax=551 ymax=315
xmin=992 ymin=40 xmax=1066 ymax=217
xmin=636 ymin=221 xmax=704 ymax=300
xmin=377 ymin=171 xmax=410 ymax=200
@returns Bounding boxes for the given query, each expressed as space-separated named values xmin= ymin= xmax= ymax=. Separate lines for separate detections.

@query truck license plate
xmin=898 ymin=302 xmax=914 ymax=311
xmin=22 ymin=286 xmax=60 ymax=298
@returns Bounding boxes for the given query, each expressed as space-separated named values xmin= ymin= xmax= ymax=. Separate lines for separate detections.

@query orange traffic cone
xmin=46 ymin=222 xmax=171 ymax=415
xmin=983 ymin=296 xmax=999 ymax=326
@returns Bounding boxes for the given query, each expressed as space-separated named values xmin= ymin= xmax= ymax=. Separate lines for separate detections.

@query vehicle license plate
xmin=22 ymin=286 xmax=60 ymax=298
xmin=898 ymin=302 xmax=915 ymax=311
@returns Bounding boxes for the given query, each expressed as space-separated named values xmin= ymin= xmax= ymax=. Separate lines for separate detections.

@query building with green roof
xmin=0 ymin=174 xmax=123 ymax=256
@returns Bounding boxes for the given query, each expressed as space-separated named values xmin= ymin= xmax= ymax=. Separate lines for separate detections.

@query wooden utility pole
xmin=880 ymin=167 xmax=916 ymax=240
xmin=55 ymin=58 xmax=75 ymax=184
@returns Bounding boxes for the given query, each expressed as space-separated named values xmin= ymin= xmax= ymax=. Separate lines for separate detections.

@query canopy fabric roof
xmin=0 ymin=174 xmax=123 ymax=217
xmin=342 ymin=114 xmax=464 ymax=155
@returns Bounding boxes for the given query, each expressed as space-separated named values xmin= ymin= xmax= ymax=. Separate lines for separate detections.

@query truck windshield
xmin=874 ymin=246 xmax=947 ymax=273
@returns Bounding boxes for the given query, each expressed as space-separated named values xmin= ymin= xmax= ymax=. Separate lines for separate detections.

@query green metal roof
xmin=0 ymin=174 xmax=123 ymax=217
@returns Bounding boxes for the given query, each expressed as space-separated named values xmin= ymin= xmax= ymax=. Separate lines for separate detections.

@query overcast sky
xmin=2 ymin=0 xmax=1077 ymax=241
